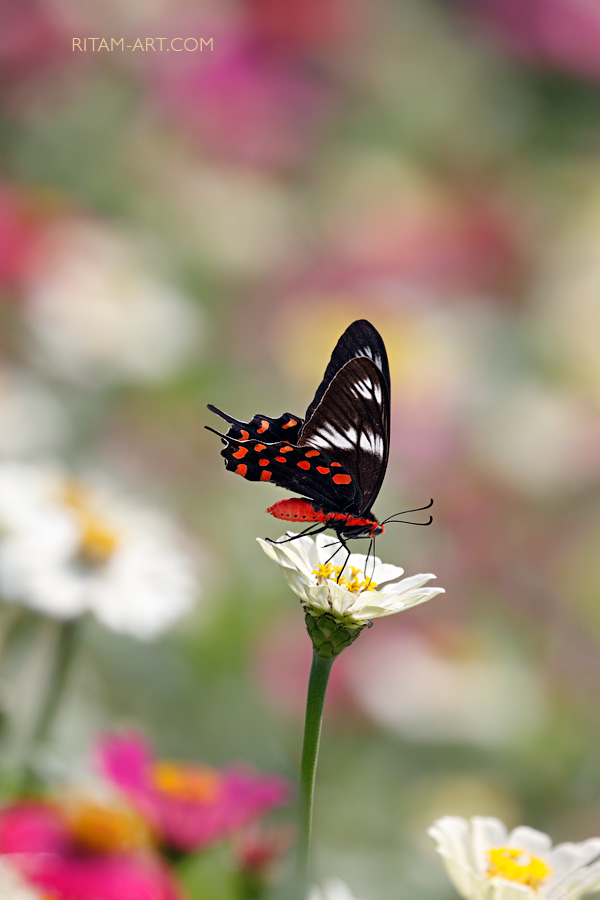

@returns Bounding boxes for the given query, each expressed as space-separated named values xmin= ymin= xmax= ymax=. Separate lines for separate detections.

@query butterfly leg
xmin=320 ymin=533 xmax=352 ymax=580
xmin=267 ymin=525 xmax=328 ymax=545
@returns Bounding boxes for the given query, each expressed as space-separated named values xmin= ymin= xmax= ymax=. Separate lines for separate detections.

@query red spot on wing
xmin=316 ymin=466 xmax=330 ymax=474
xmin=275 ymin=456 xmax=287 ymax=463
xmin=257 ymin=420 xmax=270 ymax=433
xmin=254 ymin=444 xmax=267 ymax=452
xmin=235 ymin=464 xmax=248 ymax=477
xmin=240 ymin=430 xmax=250 ymax=440
xmin=331 ymin=462 xmax=342 ymax=467
xmin=305 ymin=450 xmax=319 ymax=458
xmin=297 ymin=461 xmax=311 ymax=470
xmin=260 ymin=470 xmax=272 ymax=481
xmin=233 ymin=447 xmax=248 ymax=459
xmin=333 ymin=473 xmax=352 ymax=485
xmin=282 ymin=419 xmax=297 ymax=429
xmin=259 ymin=458 xmax=269 ymax=466
xmin=280 ymin=446 xmax=294 ymax=453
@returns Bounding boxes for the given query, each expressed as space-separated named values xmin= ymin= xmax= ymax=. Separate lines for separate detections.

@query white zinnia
xmin=0 ymin=859 xmax=43 ymax=899
xmin=309 ymin=878 xmax=367 ymax=900
xmin=429 ymin=816 xmax=600 ymax=900
xmin=257 ymin=533 xmax=443 ymax=625
xmin=0 ymin=463 xmax=197 ymax=640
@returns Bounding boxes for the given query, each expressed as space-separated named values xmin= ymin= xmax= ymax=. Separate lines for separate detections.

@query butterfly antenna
xmin=382 ymin=499 xmax=434 ymax=527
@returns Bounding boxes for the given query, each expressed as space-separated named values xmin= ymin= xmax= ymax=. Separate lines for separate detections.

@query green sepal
xmin=304 ymin=610 xmax=369 ymax=659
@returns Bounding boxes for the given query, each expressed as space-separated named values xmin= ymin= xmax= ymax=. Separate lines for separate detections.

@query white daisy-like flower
xmin=0 ymin=858 xmax=43 ymax=899
xmin=429 ymin=816 xmax=600 ymax=900
xmin=0 ymin=462 xmax=198 ymax=640
xmin=257 ymin=533 xmax=443 ymax=626
xmin=24 ymin=217 xmax=202 ymax=386
xmin=309 ymin=878 xmax=367 ymax=900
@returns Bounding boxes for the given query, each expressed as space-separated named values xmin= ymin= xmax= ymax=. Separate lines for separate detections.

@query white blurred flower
xmin=0 ymin=366 xmax=66 ymax=458
xmin=310 ymin=878 xmax=367 ymax=900
xmin=0 ymin=463 xmax=197 ymax=639
xmin=429 ymin=816 xmax=600 ymax=900
xmin=257 ymin=533 xmax=443 ymax=626
xmin=348 ymin=628 xmax=546 ymax=746
xmin=24 ymin=217 xmax=201 ymax=385
xmin=0 ymin=859 xmax=42 ymax=899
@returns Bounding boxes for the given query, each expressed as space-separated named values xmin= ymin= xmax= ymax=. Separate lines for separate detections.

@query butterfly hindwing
xmin=207 ymin=405 xmax=303 ymax=444
xmin=214 ymin=434 xmax=361 ymax=511
xmin=298 ymin=356 xmax=390 ymax=515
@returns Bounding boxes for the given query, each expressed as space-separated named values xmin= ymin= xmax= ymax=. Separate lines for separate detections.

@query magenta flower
xmin=0 ymin=801 xmax=181 ymax=900
xmin=148 ymin=29 xmax=332 ymax=170
xmin=98 ymin=733 xmax=292 ymax=852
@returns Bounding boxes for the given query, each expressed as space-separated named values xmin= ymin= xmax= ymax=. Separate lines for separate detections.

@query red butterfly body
xmin=267 ymin=498 xmax=384 ymax=537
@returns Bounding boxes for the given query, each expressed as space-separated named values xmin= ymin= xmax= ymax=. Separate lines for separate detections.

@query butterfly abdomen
xmin=267 ymin=498 xmax=327 ymax=523
xmin=266 ymin=499 xmax=383 ymax=537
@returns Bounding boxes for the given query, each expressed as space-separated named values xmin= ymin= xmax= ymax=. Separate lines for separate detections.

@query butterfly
xmin=206 ymin=319 xmax=432 ymax=559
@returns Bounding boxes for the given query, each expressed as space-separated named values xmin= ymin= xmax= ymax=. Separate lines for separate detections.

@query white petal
xmin=429 ymin=817 xmax=472 ymax=871
xmin=490 ymin=880 xmax=534 ymax=900
xmin=507 ymin=827 xmax=552 ymax=860
xmin=371 ymin=562 xmax=405 ymax=584
xmin=471 ymin=817 xmax=509 ymax=874
xmin=549 ymin=840 xmax=600 ymax=880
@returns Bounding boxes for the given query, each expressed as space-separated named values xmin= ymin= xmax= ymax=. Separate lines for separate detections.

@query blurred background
xmin=1 ymin=0 xmax=600 ymax=897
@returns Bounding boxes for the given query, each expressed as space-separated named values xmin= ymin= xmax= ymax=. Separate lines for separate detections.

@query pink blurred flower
xmin=0 ymin=0 xmax=66 ymax=80
xmin=469 ymin=0 xmax=600 ymax=82
xmin=0 ymin=801 xmax=180 ymax=900
xmin=98 ymin=733 xmax=291 ymax=852
xmin=242 ymin=0 xmax=357 ymax=51
xmin=0 ymin=184 xmax=43 ymax=289
xmin=149 ymin=29 xmax=333 ymax=170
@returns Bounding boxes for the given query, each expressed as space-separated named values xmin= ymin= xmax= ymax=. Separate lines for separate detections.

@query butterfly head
xmin=369 ymin=522 xmax=384 ymax=538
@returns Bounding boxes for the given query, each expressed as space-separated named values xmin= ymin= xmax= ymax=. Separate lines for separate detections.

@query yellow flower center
xmin=63 ymin=800 xmax=152 ymax=854
xmin=487 ymin=847 xmax=552 ymax=889
xmin=60 ymin=480 xmax=120 ymax=565
xmin=312 ymin=563 xmax=377 ymax=593
xmin=151 ymin=762 xmax=221 ymax=803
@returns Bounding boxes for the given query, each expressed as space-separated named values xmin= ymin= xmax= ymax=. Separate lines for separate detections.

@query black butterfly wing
xmin=205 ymin=428 xmax=361 ymax=511
xmin=298 ymin=357 xmax=390 ymax=515
xmin=303 ymin=320 xmax=391 ymax=425
xmin=207 ymin=405 xmax=303 ymax=444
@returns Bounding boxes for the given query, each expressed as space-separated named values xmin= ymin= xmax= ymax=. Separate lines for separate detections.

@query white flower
xmin=0 ymin=859 xmax=43 ymax=899
xmin=257 ymin=533 xmax=443 ymax=625
xmin=24 ymin=217 xmax=202 ymax=385
xmin=347 ymin=627 xmax=546 ymax=746
xmin=429 ymin=816 xmax=600 ymax=900
xmin=0 ymin=463 xmax=198 ymax=639
xmin=309 ymin=878 xmax=367 ymax=900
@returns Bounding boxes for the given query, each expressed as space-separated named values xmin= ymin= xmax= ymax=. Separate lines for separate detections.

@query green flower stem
xmin=21 ymin=618 xmax=81 ymax=794
xmin=296 ymin=648 xmax=335 ymax=896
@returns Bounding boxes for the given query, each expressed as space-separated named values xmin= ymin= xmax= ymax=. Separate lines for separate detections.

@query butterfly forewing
xmin=298 ymin=357 xmax=390 ymax=515
xmin=303 ymin=320 xmax=391 ymax=425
